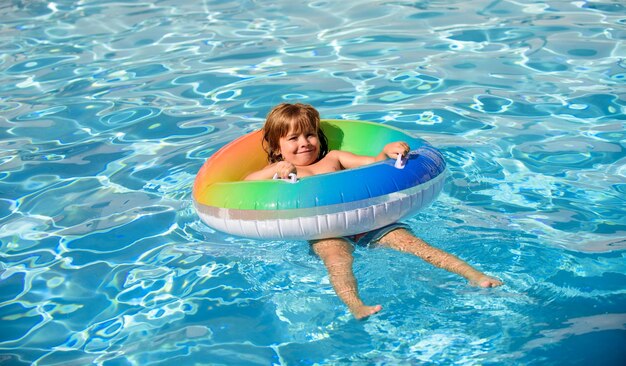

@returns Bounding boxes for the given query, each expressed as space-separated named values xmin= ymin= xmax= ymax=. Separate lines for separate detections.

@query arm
xmin=335 ymin=141 xmax=409 ymax=170
xmin=244 ymin=161 xmax=296 ymax=181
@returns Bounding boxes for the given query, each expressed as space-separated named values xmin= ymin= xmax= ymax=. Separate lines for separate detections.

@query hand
xmin=383 ymin=141 xmax=410 ymax=159
xmin=272 ymin=161 xmax=297 ymax=179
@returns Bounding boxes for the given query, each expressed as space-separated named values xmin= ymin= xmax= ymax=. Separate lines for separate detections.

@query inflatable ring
xmin=193 ymin=119 xmax=446 ymax=240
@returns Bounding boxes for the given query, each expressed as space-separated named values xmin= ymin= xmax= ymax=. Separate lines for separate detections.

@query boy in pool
xmin=245 ymin=103 xmax=503 ymax=319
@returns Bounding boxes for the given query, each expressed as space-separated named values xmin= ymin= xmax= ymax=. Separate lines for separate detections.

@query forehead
xmin=285 ymin=119 xmax=316 ymax=134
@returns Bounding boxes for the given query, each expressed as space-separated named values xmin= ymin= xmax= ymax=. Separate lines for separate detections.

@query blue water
xmin=1 ymin=0 xmax=625 ymax=364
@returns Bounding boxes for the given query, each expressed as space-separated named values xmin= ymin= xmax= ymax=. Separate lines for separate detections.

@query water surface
xmin=1 ymin=0 xmax=625 ymax=365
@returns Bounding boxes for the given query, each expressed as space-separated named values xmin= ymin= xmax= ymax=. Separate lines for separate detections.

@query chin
xmin=298 ymin=155 xmax=317 ymax=165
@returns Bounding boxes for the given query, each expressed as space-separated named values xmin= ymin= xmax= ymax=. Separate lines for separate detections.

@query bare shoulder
xmin=308 ymin=150 xmax=344 ymax=175
xmin=318 ymin=150 xmax=345 ymax=167
xmin=325 ymin=150 xmax=344 ymax=159
xmin=323 ymin=150 xmax=356 ymax=164
xmin=326 ymin=149 xmax=374 ymax=169
xmin=326 ymin=149 xmax=356 ymax=160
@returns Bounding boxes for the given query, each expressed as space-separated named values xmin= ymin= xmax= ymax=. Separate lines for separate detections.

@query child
xmin=245 ymin=103 xmax=503 ymax=319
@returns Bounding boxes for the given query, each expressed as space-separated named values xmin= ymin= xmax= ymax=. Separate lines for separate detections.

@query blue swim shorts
xmin=345 ymin=222 xmax=410 ymax=246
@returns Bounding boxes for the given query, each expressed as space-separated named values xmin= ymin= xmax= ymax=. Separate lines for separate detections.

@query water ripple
xmin=1 ymin=0 xmax=625 ymax=364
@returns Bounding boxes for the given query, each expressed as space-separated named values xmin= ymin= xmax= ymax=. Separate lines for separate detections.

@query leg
xmin=376 ymin=228 xmax=503 ymax=287
xmin=311 ymin=238 xmax=382 ymax=319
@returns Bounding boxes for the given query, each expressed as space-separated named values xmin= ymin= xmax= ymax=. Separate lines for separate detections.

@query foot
xmin=349 ymin=304 xmax=383 ymax=320
xmin=471 ymin=274 xmax=503 ymax=288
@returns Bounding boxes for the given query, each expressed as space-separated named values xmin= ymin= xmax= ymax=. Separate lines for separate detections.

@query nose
xmin=298 ymin=135 xmax=310 ymax=146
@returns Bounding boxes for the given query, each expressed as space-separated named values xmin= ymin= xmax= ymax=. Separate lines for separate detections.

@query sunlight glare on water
xmin=0 ymin=0 xmax=625 ymax=365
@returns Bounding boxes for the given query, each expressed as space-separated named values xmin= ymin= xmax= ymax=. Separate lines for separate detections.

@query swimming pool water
xmin=1 ymin=0 xmax=625 ymax=365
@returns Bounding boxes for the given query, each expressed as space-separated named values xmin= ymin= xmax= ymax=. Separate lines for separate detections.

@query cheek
xmin=278 ymin=139 xmax=293 ymax=154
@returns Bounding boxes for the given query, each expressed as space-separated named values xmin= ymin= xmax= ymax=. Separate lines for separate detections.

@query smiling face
xmin=262 ymin=103 xmax=328 ymax=164
xmin=278 ymin=126 xmax=320 ymax=167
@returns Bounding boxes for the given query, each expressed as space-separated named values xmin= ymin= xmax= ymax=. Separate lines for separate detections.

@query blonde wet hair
xmin=262 ymin=103 xmax=329 ymax=163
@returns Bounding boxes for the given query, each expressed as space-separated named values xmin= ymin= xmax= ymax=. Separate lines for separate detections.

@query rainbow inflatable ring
xmin=193 ymin=119 xmax=446 ymax=240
